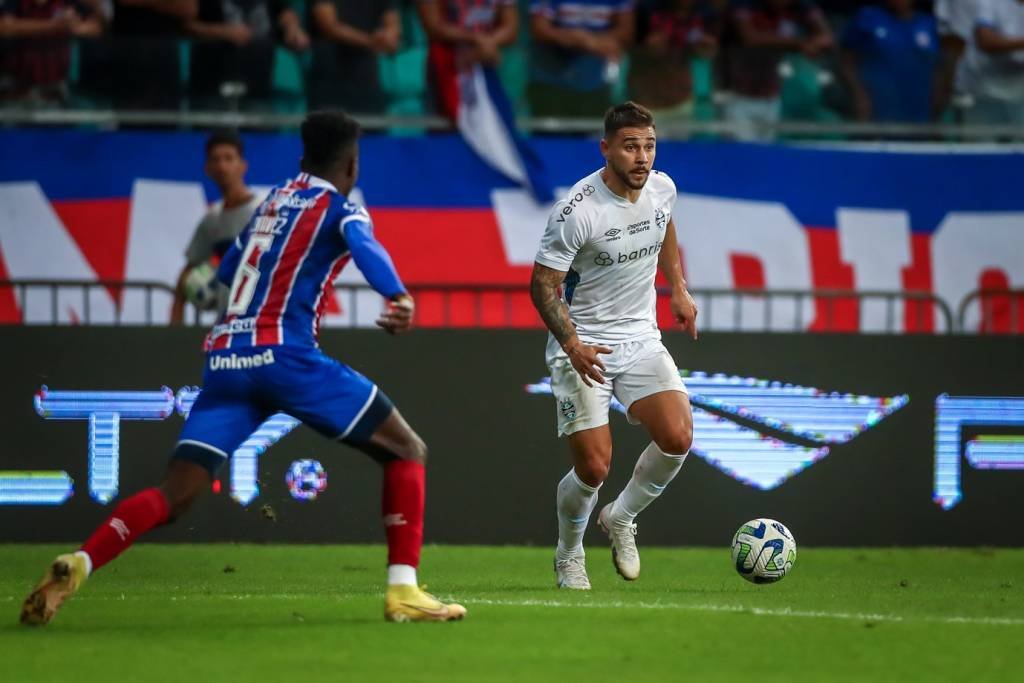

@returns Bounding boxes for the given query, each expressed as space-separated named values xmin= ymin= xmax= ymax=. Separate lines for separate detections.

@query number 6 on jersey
xmin=227 ymin=233 xmax=274 ymax=315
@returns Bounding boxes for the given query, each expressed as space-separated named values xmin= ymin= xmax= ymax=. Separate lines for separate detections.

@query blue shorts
xmin=174 ymin=346 xmax=394 ymax=474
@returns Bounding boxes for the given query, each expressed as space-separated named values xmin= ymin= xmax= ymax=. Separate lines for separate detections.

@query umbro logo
xmin=604 ymin=229 xmax=621 ymax=238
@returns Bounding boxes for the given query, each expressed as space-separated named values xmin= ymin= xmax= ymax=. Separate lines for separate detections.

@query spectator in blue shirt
xmin=840 ymin=0 xmax=940 ymax=122
xmin=528 ymin=0 xmax=635 ymax=117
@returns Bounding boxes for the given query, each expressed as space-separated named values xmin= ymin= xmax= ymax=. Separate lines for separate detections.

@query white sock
xmin=387 ymin=564 xmax=417 ymax=586
xmin=75 ymin=550 xmax=93 ymax=577
xmin=556 ymin=468 xmax=600 ymax=560
xmin=609 ymin=442 xmax=687 ymax=525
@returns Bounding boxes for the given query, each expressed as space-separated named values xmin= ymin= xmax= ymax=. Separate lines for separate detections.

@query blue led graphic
xmin=3 ymin=386 xmax=301 ymax=507
xmin=682 ymin=371 xmax=909 ymax=444
xmin=175 ymin=387 xmax=300 ymax=505
xmin=964 ymin=437 xmax=1024 ymax=469
xmin=7 ymin=386 xmax=176 ymax=505
xmin=174 ymin=386 xmax=201 ymax=418
xmin=525 ymin=370 xmax=909 ymax=490
xmin=933 ymin=396 xmax=1024 ymax=510
xmin=231 ymin=414 xmax=301 ymax=505
xmin=0 ymin=471 xmax=74 ymax=505
xmin=89 ymin=413 xmax=119 ymax=503
xmin=286 ymin=459 xmax=328 ymax=501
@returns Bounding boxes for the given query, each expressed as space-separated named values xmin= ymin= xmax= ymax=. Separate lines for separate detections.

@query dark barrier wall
xmin=1 ymin=328 xmax=1022 ymax=546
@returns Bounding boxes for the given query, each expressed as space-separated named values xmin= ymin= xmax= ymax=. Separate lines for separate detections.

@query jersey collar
xmin=296 ymin=172 xmax=339 ymax=194
xmin=595 ymin=168 xmax=645 ymax=207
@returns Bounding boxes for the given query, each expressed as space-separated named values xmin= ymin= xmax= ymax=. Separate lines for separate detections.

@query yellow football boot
xmin=20 ymin=553 xmax=89 ymax=626
xmin=384 ymin=584 xmax=467 ymax=623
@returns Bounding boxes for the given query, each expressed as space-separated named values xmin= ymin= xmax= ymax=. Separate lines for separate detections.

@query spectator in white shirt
xmin=958 ymin=0 xmax=1024 ymax=126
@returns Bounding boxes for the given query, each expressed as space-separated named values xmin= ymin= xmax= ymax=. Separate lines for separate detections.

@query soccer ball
xmin=731 ymin=518 xmax=797 ymax=584
xmin=184 ymin=261 xmax=220 ymax=310
xmin=286 ymin=459 xmax=328 ymax=502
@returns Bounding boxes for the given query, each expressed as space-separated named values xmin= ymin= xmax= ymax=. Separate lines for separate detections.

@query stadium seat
xmin=380 ymin=46 xmax=428 ymax=136
xmin=379 ymin=47 xmax=428 ymax=101
xmin=780 ymin=55 xmax=829 ymax=122
xmin=498 ymin=46 xmax=531 ymax=118
xmin=271 ymin=47 xmax=307 ymax=114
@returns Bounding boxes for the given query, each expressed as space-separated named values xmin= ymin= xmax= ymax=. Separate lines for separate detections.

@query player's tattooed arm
xmin=530 ymin=263 xmax=576 ymax=347
xmin=530 ymin=262 xmax=611 ymax=386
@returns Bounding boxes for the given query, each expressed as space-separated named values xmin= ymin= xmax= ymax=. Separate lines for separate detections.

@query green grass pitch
xmin=1 ymin=545 xmax=1021 ymax=682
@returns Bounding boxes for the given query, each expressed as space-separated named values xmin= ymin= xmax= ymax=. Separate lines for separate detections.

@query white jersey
xmin=535 ymin=168 xmax=677 ymax=346
xmin=957 ymin=0 xmax=1024 ymax=102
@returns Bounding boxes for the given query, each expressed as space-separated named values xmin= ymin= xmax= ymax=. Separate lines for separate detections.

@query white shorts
xmin=546 ymin=336 xmax=687 ymax=437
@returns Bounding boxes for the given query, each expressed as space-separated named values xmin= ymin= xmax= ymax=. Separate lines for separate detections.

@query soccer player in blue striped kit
xmin=21 ymin=111 xmax=466 ymax=625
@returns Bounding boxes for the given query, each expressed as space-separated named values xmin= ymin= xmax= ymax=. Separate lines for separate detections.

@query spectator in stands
xmin=629 ymin=0 xmax=719 ymax=126
xmin=171 ymin=130 xmax=262 ymax=324
xmin=958 ymin=0 xmax=1024 ymax=126
xmin=0 ymin=0 xmax=103 ymax=103
xmin=727 ymin=0 xmax=833 ymax=139
xmin=95 ymin=0 xmax=198 ymax=109
xmin=840 ymin=0 xmax=939 ymax=123
xmin=186 ymin=0 xmax=308 ymax=110
xmin=307 ymin=0 xmax=400 ymax=114
xmin=934 ymin=0 xmax=980 ymax=117
xmin=417 ymin=0 xmax=518 ymax=120
xmin=528 ymin=0 xmax=635 ymax=118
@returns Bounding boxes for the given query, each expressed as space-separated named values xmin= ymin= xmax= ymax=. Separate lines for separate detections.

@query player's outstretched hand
xmin=672 ymin=289 xmax=699 ymax=341
xmin=377 ymin=295 xmax=415 ymax=335
xmin=565 ymin=340 xmax=613 ymax=387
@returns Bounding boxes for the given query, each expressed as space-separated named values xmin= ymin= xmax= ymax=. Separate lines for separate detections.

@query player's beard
xmin=612 ymin=161 xmax=650 ymax=191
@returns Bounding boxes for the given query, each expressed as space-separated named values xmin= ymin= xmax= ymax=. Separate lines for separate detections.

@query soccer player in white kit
xmin=530 ymin=102 xmax=699 ymax=589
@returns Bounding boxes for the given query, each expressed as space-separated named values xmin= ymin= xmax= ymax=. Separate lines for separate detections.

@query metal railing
xmin=2 ymin=279 xmax=998 ymax=334
xmin=957 ymin=289 xmax=1024 ymax=335
xmin=683 ymin=288 xmax=954 ymax=334
xmin=3 ymin=108 xmax=1024 ymax=142
xmin=0 ymin=279 xmax=175 ymax=325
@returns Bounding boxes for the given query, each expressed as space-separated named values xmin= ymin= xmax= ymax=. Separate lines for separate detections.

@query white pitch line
xmin=3 ymin=593 xmax=1021 ymax=627
xmin=466 ymin=598 xmax=1024 ymax=627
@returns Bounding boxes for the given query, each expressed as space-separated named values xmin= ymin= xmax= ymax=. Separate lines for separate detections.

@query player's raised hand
xmin=672 ymin=288 xmax=699 ymax=341
xmin=564 ymin=339 xmax=613 ymax=387
xmin=377 ymin=295 xmax=415 ymax=335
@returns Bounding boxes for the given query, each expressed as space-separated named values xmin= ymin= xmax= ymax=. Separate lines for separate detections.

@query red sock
xmin=80 ymin=487 xmax=170 ymax=572
xmin=382 ymin=460 xmax=425 ymax=567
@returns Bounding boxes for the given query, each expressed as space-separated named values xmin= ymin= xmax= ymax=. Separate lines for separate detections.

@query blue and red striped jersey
xmin=206 ymin=173 xmax=405 ymax=351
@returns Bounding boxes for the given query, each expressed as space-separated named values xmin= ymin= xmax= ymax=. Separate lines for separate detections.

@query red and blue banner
xmin=0 ymin=129 xmax=1021 ymax=332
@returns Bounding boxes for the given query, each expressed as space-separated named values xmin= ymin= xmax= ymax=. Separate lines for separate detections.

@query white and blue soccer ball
xmin=184 ymin=261 xmax=220 ymax=310
xmin=286 ymin=459 xmax=328 ymax=502
xmin=731 ymin=518 xmax=797 ymax=584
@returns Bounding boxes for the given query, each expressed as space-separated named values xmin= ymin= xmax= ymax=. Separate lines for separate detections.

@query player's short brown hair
xmin=301 ymin=110 xmax=361 ymax=175
xmin=603 ymin=102 xmax=656 ymax=140
xmin=205 ymin=130 xmax=244 ymax=158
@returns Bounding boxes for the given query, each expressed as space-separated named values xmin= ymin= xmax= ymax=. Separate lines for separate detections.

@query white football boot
xmin=554 ymin=554 xmax=591 ymax=590
xmin=598 ymin=503 xmax=640 ymax=580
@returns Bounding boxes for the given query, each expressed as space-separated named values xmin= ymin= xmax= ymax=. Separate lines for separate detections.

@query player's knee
xmin=656 ymin=424 xmax=692 ymax=456
xmin=396 ymin=432 xmax=428 ymax=465
xmin=578 ymin=451 xmax=611 ymax=486
xmin=589 ymin=460 xmax=611 ymax=485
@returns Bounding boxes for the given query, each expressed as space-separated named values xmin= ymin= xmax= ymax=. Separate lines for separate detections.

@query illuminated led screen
xmin=1 ymin=386 xmax=300 ymax=506
xmin=933 ymin=396 xmax=1024 ymax=510
xmin=527 ymin=370 xmax=909 ymax=491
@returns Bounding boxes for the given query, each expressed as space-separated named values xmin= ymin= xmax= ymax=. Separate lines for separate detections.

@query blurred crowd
xmin=1 ymin=1 xmax=1022 ymax=135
